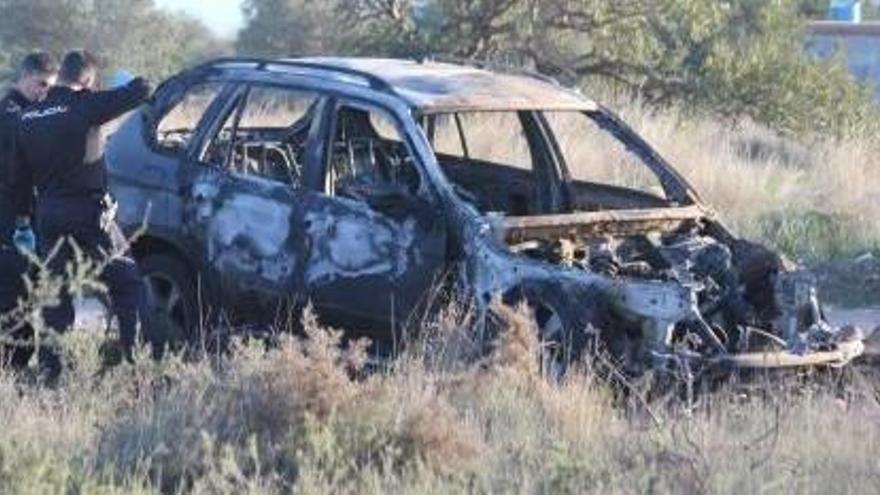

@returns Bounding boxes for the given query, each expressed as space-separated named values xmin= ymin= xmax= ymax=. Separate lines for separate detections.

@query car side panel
xmin=181 ymin=168 xmax=308 ymax=320
xmin=107 ymin=112 xmax=179 ymax=240
xmin=301 ymin=191 xmax=439 ymax=333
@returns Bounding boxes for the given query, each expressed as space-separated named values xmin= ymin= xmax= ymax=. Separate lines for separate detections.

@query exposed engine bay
xmin=502 ymin=211 xmax=863 ymax=372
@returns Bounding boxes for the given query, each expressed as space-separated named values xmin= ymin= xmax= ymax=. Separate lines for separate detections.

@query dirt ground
xmin=828 ymin=307 xmax=880 ymax=329
xmin=816 ymin=254 xmax=880 ymax=308
xmin=828 ymin=307 xmax=880 ymax=357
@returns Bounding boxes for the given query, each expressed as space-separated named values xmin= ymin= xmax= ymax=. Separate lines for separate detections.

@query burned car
xmin=106 ymin=57 xmax=864 ymax=374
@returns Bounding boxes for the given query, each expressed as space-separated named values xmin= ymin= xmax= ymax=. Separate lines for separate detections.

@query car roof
xmin=299 ymin=57 xmax=596 ymax=113
xmin=213 ymin=57 xmax=597 ymax=113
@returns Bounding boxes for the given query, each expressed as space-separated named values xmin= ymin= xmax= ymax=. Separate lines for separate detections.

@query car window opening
xmin=423 ymin=110 xmax=672 ymax=217
xmin=155 ymin=82 xmax=225 ymax=154
xmin=424 ymin=111 xmax=543 ymax=216
xmin=325 ymin=105 xmax=421 ymax=201
xmin=203 ymin=86 xmax=319 ymax=188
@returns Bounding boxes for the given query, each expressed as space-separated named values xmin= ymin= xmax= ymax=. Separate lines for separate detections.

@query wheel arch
xmin=131 ymin=235 xmax=197 ymax=273
xmin=131 ymin=234 xmax=202 ymax=277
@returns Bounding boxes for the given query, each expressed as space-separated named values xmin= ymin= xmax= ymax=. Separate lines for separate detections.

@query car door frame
xmin=177 ymin=79 xmax=328 ymax=321
xmin=298 ymin=94 xmax=449 ymax=336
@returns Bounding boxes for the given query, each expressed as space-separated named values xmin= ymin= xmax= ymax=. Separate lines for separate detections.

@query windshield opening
xmin=423 ymin=110 xmax=676 ymax=217
xmin=543 ymin=111 xmax=668 ymax=204
xmin=422 ymin=111 xmax=553 ymax=216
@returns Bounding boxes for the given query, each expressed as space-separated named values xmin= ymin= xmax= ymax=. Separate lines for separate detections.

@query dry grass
xmin=1 ymin=303 xmax=880 ymax=494
xmin=2 ymin=92 xmax=878 ymax=493
xmin=602 ymin=96 xmax=880 ymax=262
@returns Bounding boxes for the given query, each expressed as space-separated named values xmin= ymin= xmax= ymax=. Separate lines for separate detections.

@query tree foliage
xmin=0 ymin=0 xmax=226 ymax=80
xmin=238 ymin=0 xmax=346 ymax=56
xmin=238 ymin=0 xmax=878 ymax=137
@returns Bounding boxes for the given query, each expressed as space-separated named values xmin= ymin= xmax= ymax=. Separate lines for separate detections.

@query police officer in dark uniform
xmin=13 ymin=51 xmax=151 ymax=366
xmin=1 ymin=52 xmax=57 ymax=367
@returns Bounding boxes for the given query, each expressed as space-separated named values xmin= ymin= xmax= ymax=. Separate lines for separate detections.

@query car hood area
xmin=459 ymin=204 xmax=866 ymax=375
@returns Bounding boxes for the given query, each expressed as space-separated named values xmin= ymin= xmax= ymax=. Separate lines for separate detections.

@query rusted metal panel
xmin=183 ymin=172 xmax=304 ymax=301
xmin=303 ymin=197 xmax=418 ymax=286
xmin=499 ymin=205 xmax=706 ymax=243
xmin=714 ymin=339 xmax=864 ymax=369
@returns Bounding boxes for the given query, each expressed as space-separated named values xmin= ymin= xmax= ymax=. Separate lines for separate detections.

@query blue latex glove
xmin=109 ymin=69 xmax=135 ymax=89
xmin=12 ymin=226 xmax=36 ymax=254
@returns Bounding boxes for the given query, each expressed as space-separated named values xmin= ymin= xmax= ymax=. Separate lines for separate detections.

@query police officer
xmin=1 ymin=52 xmax=57 ymax=367
xmin=13 ymin=50 xmax=151 ymax=366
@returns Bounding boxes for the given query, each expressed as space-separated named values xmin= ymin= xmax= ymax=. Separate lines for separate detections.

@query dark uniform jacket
xmin=0 ymin=89 xmax=31 ymax=248
xmin=13 ymin=81 xmax=149 ymax=215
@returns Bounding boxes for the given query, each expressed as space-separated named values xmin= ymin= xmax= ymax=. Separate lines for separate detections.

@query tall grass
xmin=1 ymin=306 xmax=879 ymax=494
xmin=1 ymin=202 xmax=878 ymax=494
xmin=602 ymin=97 xmax=880 ymax=262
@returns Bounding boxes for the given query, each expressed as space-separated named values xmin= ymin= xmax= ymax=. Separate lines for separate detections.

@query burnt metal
xmin=500 ymin=205 xmax=706 ymax=243
xmin=105 ymin=56 xmax=865 ymax=374
xmin=304 ymin=57 xmax=595 ymax=113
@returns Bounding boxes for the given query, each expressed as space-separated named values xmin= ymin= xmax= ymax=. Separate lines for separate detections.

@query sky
xmin=156 ymin=0 xmax=245 ymax=37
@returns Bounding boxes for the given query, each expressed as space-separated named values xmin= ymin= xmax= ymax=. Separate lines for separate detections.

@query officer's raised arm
xmin=83 ymin=76 xmax=152 ymax=127
xmin=54 ymin=51 xmax=151 ymax=127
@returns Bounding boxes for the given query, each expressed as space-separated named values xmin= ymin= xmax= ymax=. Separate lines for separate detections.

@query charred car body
xmin=106 ymin=57 xmax=864 ymax=373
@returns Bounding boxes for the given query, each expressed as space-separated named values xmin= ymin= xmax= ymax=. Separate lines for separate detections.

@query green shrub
xmin=238 ymin=0 xmax=880 ymax=138
xmin=757 ymin=210 xmax=880 ymax=262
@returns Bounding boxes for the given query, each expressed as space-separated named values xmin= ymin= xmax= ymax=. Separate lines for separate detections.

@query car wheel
xmin=535 ymin=305 xmax=570 ymax=380
xmin=139 ymin=254 xmax=199 ymax=354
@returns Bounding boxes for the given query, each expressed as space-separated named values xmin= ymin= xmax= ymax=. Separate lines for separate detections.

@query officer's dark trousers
xmin=37 ymin=196 xmax=146 ymax=359
xmin=0 ymin=246 xmax=31 ymax=368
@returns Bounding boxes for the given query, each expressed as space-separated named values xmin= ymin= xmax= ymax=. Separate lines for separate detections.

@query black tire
xmin=487 ymin=295 xmax=593 ymax=380
xmin=534 ymin=304 xmax=569 ymax=379
xmin=139 ymin=253 xmax=199 ymax=355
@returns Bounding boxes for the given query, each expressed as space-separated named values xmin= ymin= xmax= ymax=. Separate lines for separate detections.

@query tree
xmin=237 ymin=0 xmax=346 ymax=56
xmin=342 ymin=0 xmax=879 ymax=137
xmin=90 ymin=2 xmax=227 ymax=78
xmin=233 ymin=0 xmax=878 ymax=137
xmin=0 ymin=0 xmax=227 ymax=80
xmin=797 ymin=0 xmax=829 ymax=17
